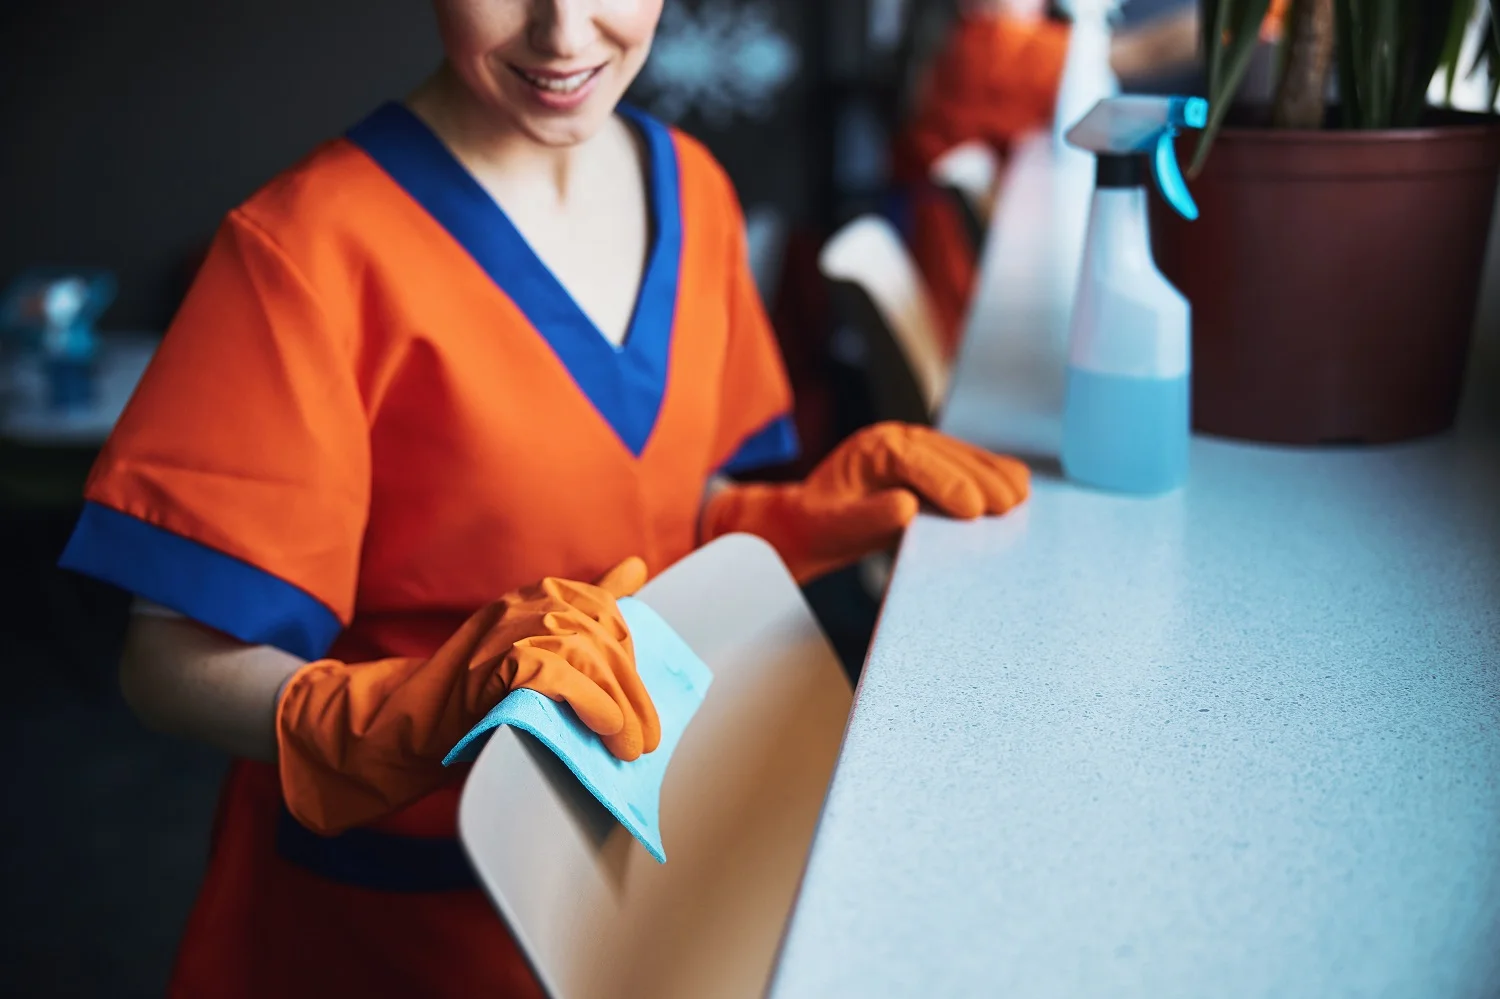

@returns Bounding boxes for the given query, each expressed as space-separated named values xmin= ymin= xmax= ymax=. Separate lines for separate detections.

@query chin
xmin=510 ymin=105 xmax=617 ymax=148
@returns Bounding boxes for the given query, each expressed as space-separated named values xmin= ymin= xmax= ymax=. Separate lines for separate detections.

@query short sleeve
xmin=711 ymin=184 xmax=800 ymax=476
xmin=59 ymin=210 xmax=370 ymax=660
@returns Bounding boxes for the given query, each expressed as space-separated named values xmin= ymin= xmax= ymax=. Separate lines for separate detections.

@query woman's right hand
xmin=275 ymin=556 xmax=658 ymax=834
xmin=462 ymin=556 xmax=660 ymax=761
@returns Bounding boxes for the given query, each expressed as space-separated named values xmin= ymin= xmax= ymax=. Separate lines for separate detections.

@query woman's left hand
xmin=701 ymin=422 xmax=1029 ymax=583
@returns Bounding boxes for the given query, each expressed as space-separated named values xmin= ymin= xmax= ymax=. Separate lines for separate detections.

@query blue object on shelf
xmin=2 ymin=268 xmax=117 ymax=412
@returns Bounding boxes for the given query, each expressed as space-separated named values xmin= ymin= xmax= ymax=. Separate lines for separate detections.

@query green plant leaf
xmin=1405 ymin=0 xmax=1464 ymax=123
xmin=1335 ymin=0 xmax=1362 ymax=124
xmin=1346 ymin=0 xmax=1379 ymax=127
xmin=1337 ymin=0 xmax=1362 ymax=122
xmin=1439 ymin=0 xmax=1478 ymax=101
xmin=1473 ymin=11 xmax=1499 ymax=80
xmin=1189 ymin=0 xmax=1275 ymax=176
xmin=1203 ymin=0 xmax=1227 ymax=94
xmin=1337 ymin=0 xmax=1474 ymax=127
xmin=1370 ymin=0 xmax=1398 ymax=127
xmin=1480 ymin=3 xmax=1500 ymax=107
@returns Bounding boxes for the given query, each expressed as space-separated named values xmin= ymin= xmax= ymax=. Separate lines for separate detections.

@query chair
xmin=930 ymin=139 xmax=1000 ymax=253
xmin=457 ymin=534 xmax=853 ymax=999
xmin=818 ymin=214 xmax=949 ymax=426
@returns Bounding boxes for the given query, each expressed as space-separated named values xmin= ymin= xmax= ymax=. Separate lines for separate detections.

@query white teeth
xmin=520 ymin=68 xmax=595 ymax=94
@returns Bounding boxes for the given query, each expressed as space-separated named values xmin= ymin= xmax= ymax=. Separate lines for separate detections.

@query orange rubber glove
xmin=277 ymin=557 xmax=660 ymax=835
xmin=702 ymin=423 xmax=1029 ymax=583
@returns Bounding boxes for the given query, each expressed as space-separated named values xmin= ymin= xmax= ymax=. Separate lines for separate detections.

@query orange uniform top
xmin=896 ymin=13 xmax=1071 ymax=353
xmin=63 ymin=102 xmax=795 ymax=667
xmin=59 ymin=103 xmax=797 ymax=997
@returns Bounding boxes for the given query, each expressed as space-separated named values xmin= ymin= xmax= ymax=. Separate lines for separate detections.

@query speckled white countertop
xmin=769 ymin=136 xmax=1500 ymax=999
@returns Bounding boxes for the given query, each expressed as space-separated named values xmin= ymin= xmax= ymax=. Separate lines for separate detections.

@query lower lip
xmin=510 ymin=66 xmax=604 ymax=112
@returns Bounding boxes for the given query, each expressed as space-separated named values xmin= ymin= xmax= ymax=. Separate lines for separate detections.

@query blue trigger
xmin=1153 ymin=130 xmax=1198 ymax=221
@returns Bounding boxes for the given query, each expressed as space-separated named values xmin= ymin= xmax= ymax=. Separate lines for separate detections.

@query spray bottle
xmin=1060 ymin=95 xmax=1206 ymax=495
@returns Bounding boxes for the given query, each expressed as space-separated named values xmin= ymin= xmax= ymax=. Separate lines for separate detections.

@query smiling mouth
xmin=509 ymin=65 xmax=604 ymax=95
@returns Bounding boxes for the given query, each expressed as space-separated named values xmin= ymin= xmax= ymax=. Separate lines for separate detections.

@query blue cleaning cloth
xmin=443 ymin=597 xmax=712 ymax=864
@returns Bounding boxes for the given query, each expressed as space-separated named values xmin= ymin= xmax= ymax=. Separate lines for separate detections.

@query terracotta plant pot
xmin=1151 ymin=111 xmax=1500 ymax=445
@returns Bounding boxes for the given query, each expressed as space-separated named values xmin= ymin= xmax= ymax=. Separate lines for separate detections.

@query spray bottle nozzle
xmin=1180 ymin=97 xmax=1209 ymax=130
xmin=1065 ymin=96 xmax=1209 ymax=220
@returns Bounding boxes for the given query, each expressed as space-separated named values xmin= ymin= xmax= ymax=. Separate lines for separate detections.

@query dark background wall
xmin=1 ymin=2 xmax=446 ymax=330
xmin=0 ymin=0 xmax=820 ymax=333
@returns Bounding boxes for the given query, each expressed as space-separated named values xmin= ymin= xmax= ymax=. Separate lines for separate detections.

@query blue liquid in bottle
xmin=1062 ymin=366 xmax=1189 ymax=494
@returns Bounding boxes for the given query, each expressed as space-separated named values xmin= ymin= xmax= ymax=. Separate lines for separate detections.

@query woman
xmin=60 ymin=2 xmax=1029 ymax=996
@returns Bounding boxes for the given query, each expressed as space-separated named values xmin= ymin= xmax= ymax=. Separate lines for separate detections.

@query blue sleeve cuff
xmin=59 ymin=502 xmax=342 ymax=661
xmin=720 ymin=414 xmax=801 ymax=475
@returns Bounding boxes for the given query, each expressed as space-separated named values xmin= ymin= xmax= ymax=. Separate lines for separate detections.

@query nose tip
xmin=528 ymin=0 xmax=597 ymax=59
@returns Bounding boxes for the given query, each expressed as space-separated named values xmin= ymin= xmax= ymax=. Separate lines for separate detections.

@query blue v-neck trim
xmin=347 ymin=101 xmax=681 ymax=457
